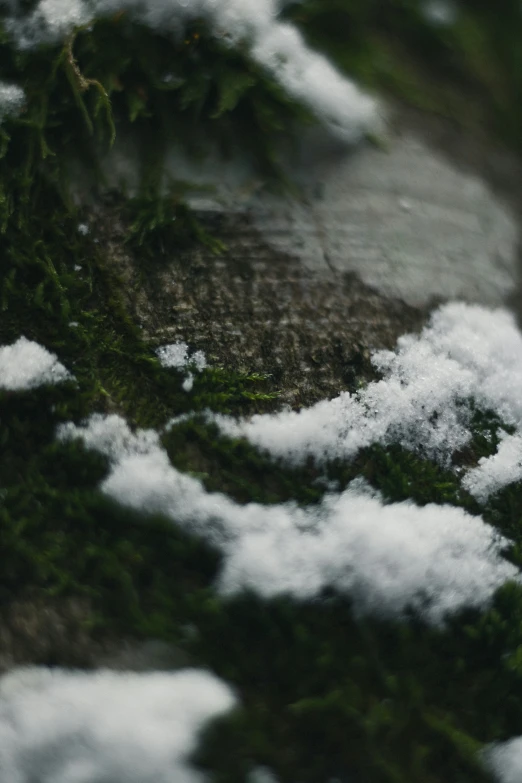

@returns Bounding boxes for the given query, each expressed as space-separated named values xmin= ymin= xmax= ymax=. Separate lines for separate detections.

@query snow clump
xmin=0 ymin=337 xmax=71 ymax=390
xmin=57 ymin=413 xmax=519 ymax=623
xmin=5 ymin=0 xmax=378 ymax=142
xmin=212 ymin=303 xmax=522 ymax=500
xmin=0 ymin=666 xmax=236 ymax=783
xmin=484 ymin=737 xmax=522 ymax=783
xmin=463 ymin=432 xmax=522 ymax=503
xmin=421 ymin=0 xmax=458 ymax=26
xmin=156 ymin=341 xmax=207 ymax=391
xmin=0 ymin=80 xmax=25 ymax=122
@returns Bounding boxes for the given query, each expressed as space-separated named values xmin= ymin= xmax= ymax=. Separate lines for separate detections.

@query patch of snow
xmin=6 ymin=0 xmax=92 ymax=48
xmin=192 ymin=349 xmax=207 ymax=372
xmin=211 ymin=304 xmax=522 ymax=475
xmin=156 ymin=341 xmax=207 ymax=390
xmin=156 ymin=341 xmax=190 ymax=369
xmin=484 ymin=737 xmax=522 ymax=783
xmin=421 ymin=0 xmax=458 ymax=26
xmin=183 ymin=372 xmax=195 ymax=392
xmin=0 ymin=81 xmax=25 ymax=122
xmin=0 ymin=337 xmax=71 ymax=390
xmin=248 ymin=767 xmax=280 ymax=783
xmin=6 ymin=0 xmax=377 ymax=142
xmin=463 ymin=433 xmax=522 ymax=502
xmin=57 ymin=413 xmax=519 ymax=623
xmin=0 ymin=666 xmax=236 ymax=783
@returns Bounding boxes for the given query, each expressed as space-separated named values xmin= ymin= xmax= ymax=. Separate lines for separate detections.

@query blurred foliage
xmin=284 ymin=0 xmax=522 ymax=147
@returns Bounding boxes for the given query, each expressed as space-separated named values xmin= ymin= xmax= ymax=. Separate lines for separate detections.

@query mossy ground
xmin=2 ymin=3 xmax=522 ymax=782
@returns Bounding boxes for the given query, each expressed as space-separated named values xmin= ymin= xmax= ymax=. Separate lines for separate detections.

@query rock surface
xmin=91 ymin=104 xmax=522 ymax=406
xmin=250 ymin=128 xmax=519 ymax=308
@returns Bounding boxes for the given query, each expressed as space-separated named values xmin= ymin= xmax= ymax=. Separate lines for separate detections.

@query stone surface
xmin=87 ymin=105 xmax=522 ymax=407
xmin=248 ymin=127 xmax=519 ymax=308
xmin=96 ymin=207 xmax=425 ymax=408
xmin=0 ymin=593 xmax=193 ymax=673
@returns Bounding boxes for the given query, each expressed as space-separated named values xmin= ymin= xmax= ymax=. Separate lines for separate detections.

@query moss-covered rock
xmin=2 ymin=3 xmax=522 ymax=782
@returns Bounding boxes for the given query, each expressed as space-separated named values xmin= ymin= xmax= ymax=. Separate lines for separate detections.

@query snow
xmin=0 ymin=81 xmax=25 ymax=123
xmin=0 ymin=666 xmax=236 ymax=783
xmin=156 ymin=342 xmax=190 ymax=369
xmin=156 ymin=342 xmax=207 ymax=390
xmin=421 ymin=0 xmax=458 ymax=26
xmin=212 ymin=303 xmax=522 ymax=501
xmin=183 ymin=372 xmax=195 ymax=392
xmin=57 ymin=413 xmax=519 ymax=624
xmin=0 ymin=337 xmax=71 ymax=390
xmin=484 ymin=737 xmax=522 ymax=783
xmin=156 ymin=341 xmax=206 ymax=372
xmin=5 ymin=0 xmax=378 ymax=142
xmin=463 ymin=433 xmax=522 ymax=503
xmin=248 ymin=768 xmax=280 ymax=783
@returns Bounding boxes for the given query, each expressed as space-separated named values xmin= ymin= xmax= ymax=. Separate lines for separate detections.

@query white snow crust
xmin=0 ymin=337 xmax=71 ymax=390
xmin=0 ymin=666 xmax=236 ymax=783
xmin=5 ymin=0 xmax=377 ymax=142
xmin=57 ymin=412 xmax=519 ymax=623
xmin=156 ymin=342 xmax=207 ymax=372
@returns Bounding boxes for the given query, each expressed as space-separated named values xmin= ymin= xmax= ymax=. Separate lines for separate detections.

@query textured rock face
xmin=98 ymin=208 xmax=425 ymax=407
xmin=92 ymin=107 xmax=522 ymax=406
xmin=248 ymin=128 xmax=520 ymax=308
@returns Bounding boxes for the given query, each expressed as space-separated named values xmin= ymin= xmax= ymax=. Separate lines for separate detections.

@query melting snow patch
xmin=211 ymin=303 xmax=522 ymax=499
xmin=0 ymin=337 xmax=71 ymax=390
xmin=57 ymin=414 xmax=519 ymax=623
xmin=5 ymin=0 xmax=377 ymax=142
xmin=0 ymin=666 xmax=236 ymax=783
